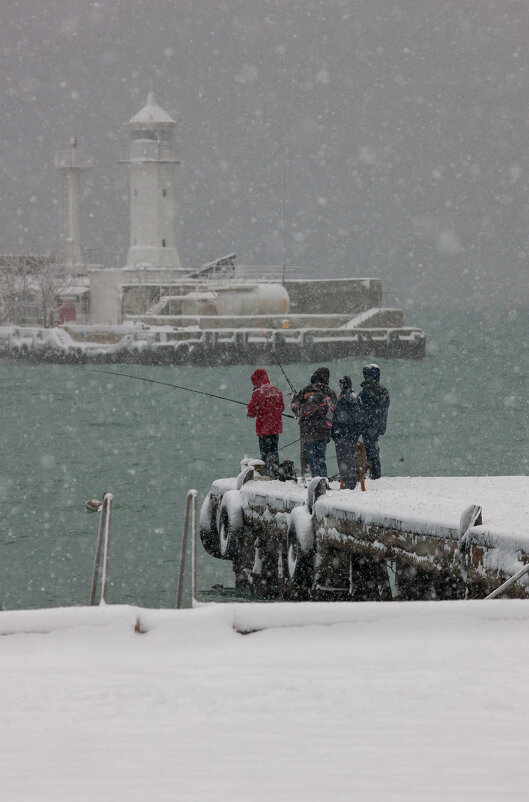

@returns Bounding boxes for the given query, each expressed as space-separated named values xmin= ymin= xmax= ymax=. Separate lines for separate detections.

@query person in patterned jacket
xmin=290 ymin=368 xmax=337 ymax=478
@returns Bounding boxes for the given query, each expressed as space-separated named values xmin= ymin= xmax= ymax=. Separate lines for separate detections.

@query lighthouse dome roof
xmin=128 ymin=92 xmax=175 ymax=127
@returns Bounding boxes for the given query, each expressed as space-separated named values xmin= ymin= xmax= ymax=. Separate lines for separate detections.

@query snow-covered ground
xmin=2 ymin=600 xmax=529 ymax=800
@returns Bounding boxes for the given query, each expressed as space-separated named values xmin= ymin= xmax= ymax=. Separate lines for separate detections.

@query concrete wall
xmin=284 ymin=278 xmax=382 ymax=315
xmin=92 ymin=272 xmax=386 ymax=325
xmin=120 ymin=276 xmax=384 ymax=321
xmin=89 ymin=267 xmax=188 ymax=324
xmin=129 ymin=313 xmax=355 ymax=329
xmin=364 ymin=308 xmax=403 ymax=327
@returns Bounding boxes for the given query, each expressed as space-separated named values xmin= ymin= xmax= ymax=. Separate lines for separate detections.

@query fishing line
xmin=279 ymin=436 xmax=300 ymax=451
xmin=88 ymin=368 xmax=296 ymax=418
xmin=255 ymin=317 xmax=297 ymax=395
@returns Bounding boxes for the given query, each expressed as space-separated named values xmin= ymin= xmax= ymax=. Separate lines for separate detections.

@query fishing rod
xmin=88 ymin=368 xmax=296 ymax=418
xmin=279 ymin=436 xmax=300 ymax=451
xmin=255 ymin=317 xmax=297 ymax=396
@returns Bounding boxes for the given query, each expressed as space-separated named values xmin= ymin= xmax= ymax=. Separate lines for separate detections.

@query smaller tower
xmin=124 ymin=91 xmax=182 ymax=268
xmin=55 ymin=138 xmax=92 ymax=266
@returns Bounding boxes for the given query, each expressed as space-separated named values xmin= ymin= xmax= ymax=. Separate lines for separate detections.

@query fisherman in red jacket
xmin=247 ymin=367 xmax=285 ymax=476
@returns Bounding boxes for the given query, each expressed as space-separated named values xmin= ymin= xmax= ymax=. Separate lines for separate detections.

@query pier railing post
xmin=484 ymin=563 xmax=529 ymax=600
xmin=89 ymin=493 xmax=113 ymax=606
xmin=176 ymin=489 xmax=198 ymax=609
xmin=191 ymin=490 xmax=198 ymax=606
xmin=100 ymin=494 xmax=113 ymax=605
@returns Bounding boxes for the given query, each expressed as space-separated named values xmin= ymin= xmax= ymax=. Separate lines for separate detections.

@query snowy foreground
xmin=2 ymin=600 xmax=529 ymax=800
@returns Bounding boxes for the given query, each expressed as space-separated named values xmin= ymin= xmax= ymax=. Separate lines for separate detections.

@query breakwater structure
xmin=199 ymin=466 xmax=529 ymax=601
xmin=0 ymin=276 xmax=425 ymax=364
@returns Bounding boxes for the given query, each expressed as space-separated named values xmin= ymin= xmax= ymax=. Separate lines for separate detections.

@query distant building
xmin=0 ymin=253 xmax=89 ymax=326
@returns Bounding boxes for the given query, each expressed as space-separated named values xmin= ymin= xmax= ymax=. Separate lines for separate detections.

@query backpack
xmin=276 ymin=460 xmax=297 ymax=482
xmin=324 ymin=395 xmax=334 ymax=428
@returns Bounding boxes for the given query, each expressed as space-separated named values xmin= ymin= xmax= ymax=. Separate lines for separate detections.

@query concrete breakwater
xmin=0 ymin=321 xmax=425 ymax=364
xmin=200 ymin=470 xmax=529 ymax=601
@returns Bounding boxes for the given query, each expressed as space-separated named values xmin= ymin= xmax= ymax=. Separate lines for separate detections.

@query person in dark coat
xmin=291 ymin=368 xmax=337 ymax=478
xmin=247 ymin=367 xmax=285 ymax=475
xmin=331 ymin=375 xmax=363 ymax=489
xmin=358 ymin=363 xmax=390 ymax=480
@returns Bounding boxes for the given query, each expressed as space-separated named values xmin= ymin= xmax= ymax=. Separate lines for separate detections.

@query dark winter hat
xmin=362 ymin=363 xmax=380 ymax=381
xmin=310 ymin=367 xmax=330 ymax=385
xmin=339 ymin=375 xmax=352 ymax=391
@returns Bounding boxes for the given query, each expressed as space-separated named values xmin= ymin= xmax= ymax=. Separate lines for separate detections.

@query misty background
xmin=1 ymin=0 xmax=529 ymax=311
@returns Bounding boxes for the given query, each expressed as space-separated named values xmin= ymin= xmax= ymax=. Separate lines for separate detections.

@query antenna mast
xmin=281 ymin=160 xmax=286 ymax=285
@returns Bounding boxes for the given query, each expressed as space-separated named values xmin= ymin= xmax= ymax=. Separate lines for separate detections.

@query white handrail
xmin=89 ymin=493 xmax=113 ymax=606
xmin=176 ymin=489 xmax=198 ymax=608
xmin=484 ymin=563 xmax=529 ymax=600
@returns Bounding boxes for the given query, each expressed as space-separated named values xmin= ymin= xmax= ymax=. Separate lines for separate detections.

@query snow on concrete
xmin=339 ymin=307 xmax=387 ymax=329
xmin=210 ymin=477 xmax=238 ymax=495
xmin=216 ymin=474 xmax=529 ymax=561
xmin=227 ymin=477 xmax=307 ymax=507
xmin=315 ymin=476 xmax=529 ymax=544
xmin=1 ymin=600 xmax=529 ymax=800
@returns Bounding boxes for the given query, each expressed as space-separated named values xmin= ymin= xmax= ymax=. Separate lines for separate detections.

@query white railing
xmin=176 ymin=489 xmax=198 ymax=608
xmin=89 ymin=493 xmax=113 ymax=605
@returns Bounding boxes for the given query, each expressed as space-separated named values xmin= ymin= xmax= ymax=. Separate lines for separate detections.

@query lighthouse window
xmin=131 ymin=130 xmax=156 ymax=141
xmin=162 ymin=239 xmax=166 ymax=247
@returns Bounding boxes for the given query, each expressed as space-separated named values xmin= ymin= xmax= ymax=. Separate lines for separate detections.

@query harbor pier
xmin=200 ymin=471 xmax=529 ymax=601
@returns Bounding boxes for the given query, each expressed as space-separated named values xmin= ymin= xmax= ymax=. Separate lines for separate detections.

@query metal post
xmin=176 ymin=489 xmax=197 ymax=609
xmin=191 ymin=490 xmax=198 ymax=606
xmin=100 ymin=493 xmax=113 ymax=605
xmin=89 ymin=493 xmax=113 ymax=606
xmin=484 ymin=563 xmax=529 ymax=600
xmin=89 ymin=501 xmax=106 ymax=605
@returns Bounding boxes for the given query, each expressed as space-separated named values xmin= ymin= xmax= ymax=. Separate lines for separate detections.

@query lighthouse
xmin=124 ymin=92 xmax=182 ymax=268
xmin=55 ymin=138 xmax=92 ymax=267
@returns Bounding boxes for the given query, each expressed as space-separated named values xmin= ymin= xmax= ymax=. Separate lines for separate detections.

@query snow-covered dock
xmin=2 ymin=600 xmax=529 ymax=801
xmin=200 ymin=472 xmax=529 ymax=600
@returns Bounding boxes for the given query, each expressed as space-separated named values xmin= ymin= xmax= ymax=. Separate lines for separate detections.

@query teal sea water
xmin=1 ymin=307 xmax=528 ymax=609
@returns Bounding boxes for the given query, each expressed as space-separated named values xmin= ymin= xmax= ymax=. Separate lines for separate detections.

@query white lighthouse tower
xmin=54 ymin=138 xmax=92 ymax=267
xmin=124 ymin=92 xmax=182 ymax=268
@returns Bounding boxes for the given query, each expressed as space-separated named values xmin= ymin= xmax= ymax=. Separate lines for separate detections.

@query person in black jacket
xmin=358 ymin=363 xmax=390 ymax=479
xmin=291 ymin=368 xmax=337 ymax=478
xmin=331 ymin=375 xmax=363 ymax=489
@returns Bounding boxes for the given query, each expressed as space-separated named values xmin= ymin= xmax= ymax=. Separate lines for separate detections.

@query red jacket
xmin=247 ymin=368 xmax=284 ymax=435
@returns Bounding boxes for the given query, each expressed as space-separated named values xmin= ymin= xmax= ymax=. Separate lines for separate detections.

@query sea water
xmin=0 ymin=307 xmax=527 ymax=609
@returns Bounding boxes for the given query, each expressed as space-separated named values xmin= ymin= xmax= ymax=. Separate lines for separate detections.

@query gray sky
xmin=1 ymin=0 xmax=529 ymax=309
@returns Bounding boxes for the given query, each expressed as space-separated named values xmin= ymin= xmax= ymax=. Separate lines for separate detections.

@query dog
xmin=354 ymin=441 xmax=370 ymax=491
xmin=338 ymin=441 xmax=370 ymax=491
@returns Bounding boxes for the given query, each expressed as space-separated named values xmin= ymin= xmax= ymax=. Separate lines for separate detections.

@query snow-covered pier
xmin=200 ymin=471 xmax=529 ymax=600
